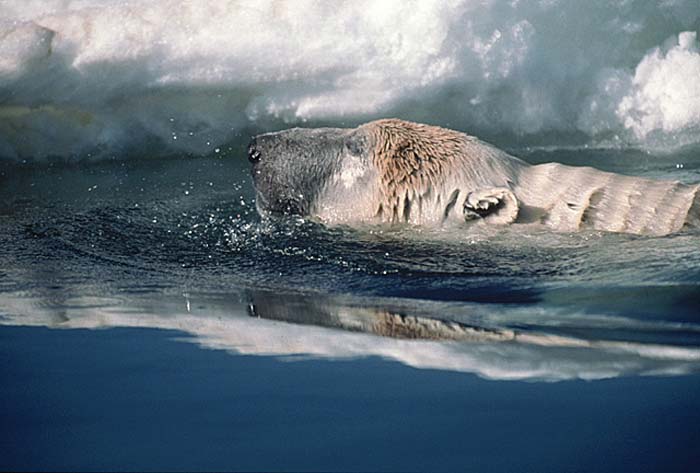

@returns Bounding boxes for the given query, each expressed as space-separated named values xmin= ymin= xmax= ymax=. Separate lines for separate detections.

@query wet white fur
xmin=314 ymin=136 xmax=699 ymax=236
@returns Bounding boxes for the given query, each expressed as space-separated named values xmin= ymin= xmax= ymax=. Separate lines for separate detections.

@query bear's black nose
xmin=247 ymin=138 xmax=261 ymax=164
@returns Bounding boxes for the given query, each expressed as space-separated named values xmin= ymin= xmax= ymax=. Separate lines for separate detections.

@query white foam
xmin=0 ymin=0 xmax=699 ymax=160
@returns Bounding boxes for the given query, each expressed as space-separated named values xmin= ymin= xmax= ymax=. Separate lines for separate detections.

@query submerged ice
xmin=1 ymin=0 xmax=700 ymax=160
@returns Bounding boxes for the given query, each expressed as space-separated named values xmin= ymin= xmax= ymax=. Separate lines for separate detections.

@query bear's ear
xmin=345 ymin=132 xmax=368 ymax=157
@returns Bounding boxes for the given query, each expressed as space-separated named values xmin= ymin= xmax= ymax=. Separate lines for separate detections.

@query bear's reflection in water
xmin=248 ymin=293 xmax=515 ymax=342
xmin=4 ymin=290 xmax=700 ymax=381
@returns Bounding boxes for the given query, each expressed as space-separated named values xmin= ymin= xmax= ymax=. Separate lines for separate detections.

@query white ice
xmin=1 ymin=0 xmax=699 ymax=160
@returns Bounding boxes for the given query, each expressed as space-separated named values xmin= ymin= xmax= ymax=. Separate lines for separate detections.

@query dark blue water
xmin=2 ymin=325 xmax=700 ymax=473
xmin=1 ymin=144 xmax=700 ymax=471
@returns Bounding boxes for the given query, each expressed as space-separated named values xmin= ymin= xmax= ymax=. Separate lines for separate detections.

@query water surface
xmin=1 ymin=143 xmax=699 ymax=471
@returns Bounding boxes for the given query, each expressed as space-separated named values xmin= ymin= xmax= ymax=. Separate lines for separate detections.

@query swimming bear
xmin=248 ymin=119 xmax=700 ymax=236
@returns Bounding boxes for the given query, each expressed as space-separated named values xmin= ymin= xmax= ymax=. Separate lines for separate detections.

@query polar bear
xmin=248 ymin=119 xmax=699 ymax=236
